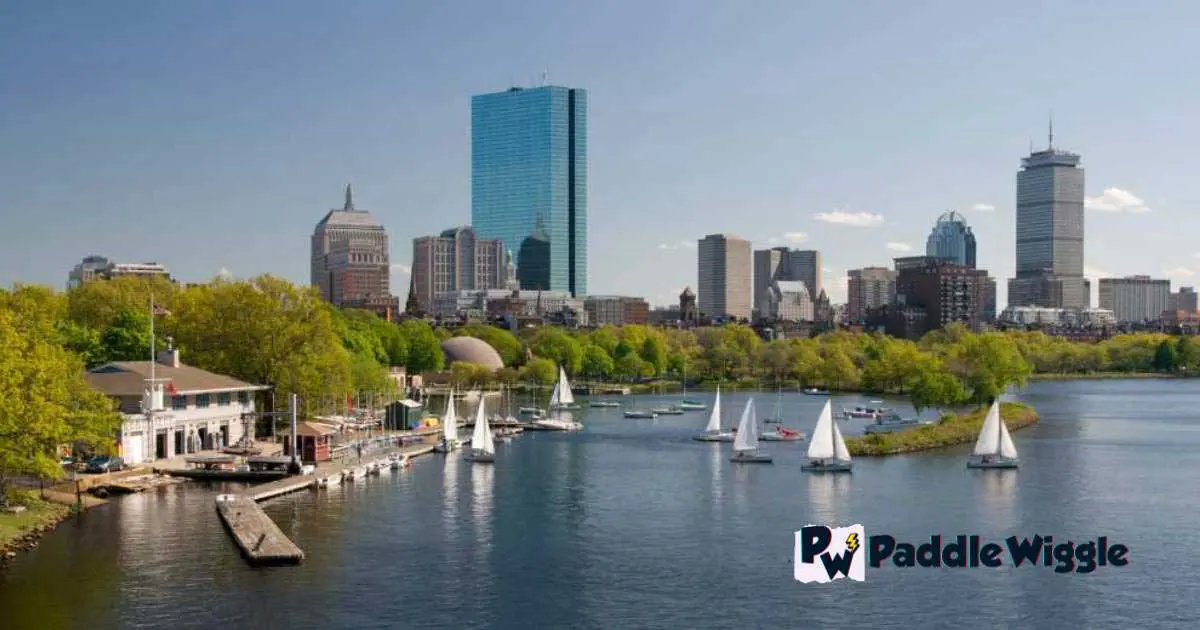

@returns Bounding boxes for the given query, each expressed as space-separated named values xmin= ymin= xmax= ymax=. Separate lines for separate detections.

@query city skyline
xmin=3 ymin=2 xmax=1199 ymax=308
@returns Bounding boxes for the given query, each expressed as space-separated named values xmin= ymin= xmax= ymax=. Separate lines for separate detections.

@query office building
xmin=1170 ymin=287 xmax=1198 ymax=313
xmin=1008 ymin=127 xmax=1087 ymax=309
xmin=697 ymin=234 xmax=752 ymax=320
xmin=753 ymin=247 xmax=821 ymax=315
xmin=925 ymin=211 xmax=977 ymax=268
xmin=760 ymin=280 xmax=814 ymax=323
xmin=411 ymin=227 xmax=509 ymax=312
xmin=68 ymin=256 xmax=172 ymax=288
xmin=846 ymin=267 xmax=897 ymax=323
xmin=310 ymin=185 xmax=397 ymax=318
xmin=584 ymin=295 xmax=650 ymax=326
xmin=1098 ymin=275 xmax=1170 ymax=323
xmin=884 ymin=257 xmax=991 ymax=339
xmin=471 ymin=85 xmax=588 ymax=297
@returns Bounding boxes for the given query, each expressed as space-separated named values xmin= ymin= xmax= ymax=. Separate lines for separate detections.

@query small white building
xmin=85 ymin=348 xmax=269 ymax=465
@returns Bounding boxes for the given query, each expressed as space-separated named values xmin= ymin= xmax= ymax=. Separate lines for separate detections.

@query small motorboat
xmin=678 ymin=400 xmax=707 ymax=410
xmin=863 ymin=413 xmax=929 ymax=434
xmin=842 ymin=406 xmax=892 ymax=420
xmin=650 ymin=406 xmax=685 ymax=416
xmin=589 ymin=400 xmax=621 ymax=408
xmin=802 ymin=387 xmax=830 ymax=396
xmin=518 ymin=406 xmax=541 ymax=416
xmin=760 ymin=426 xmax=806 ymax=441
xmin=623 ymin=410 xmax=657 ymax=419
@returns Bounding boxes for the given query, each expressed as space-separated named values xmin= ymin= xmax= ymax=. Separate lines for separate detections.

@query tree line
xmin=3 ymin=273 xmax=1197 ymax=495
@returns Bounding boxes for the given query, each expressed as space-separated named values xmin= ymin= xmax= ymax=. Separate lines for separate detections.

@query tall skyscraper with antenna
xmin=1007 ymin=121 xmax=1088 ymax=309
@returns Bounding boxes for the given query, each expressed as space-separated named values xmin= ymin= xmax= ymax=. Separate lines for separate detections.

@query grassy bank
xmin=845 ymin=402 xmax=1039 ymax=456
xmin=1029 ymin=372 xmax=1190 ymax=381
xmin=0 ymin=490 xmax=71 ymax=557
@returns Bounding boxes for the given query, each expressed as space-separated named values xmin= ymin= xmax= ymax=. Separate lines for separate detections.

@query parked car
xmin=86 ymin=456 xmax=124 ymax=474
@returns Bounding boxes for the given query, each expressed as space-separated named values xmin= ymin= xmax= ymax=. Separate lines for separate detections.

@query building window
xmin=238 ymin=391 xmax=249 ymax=405
xmin=172 ymin=395 xmax=187 ymax=410
xmin=196 ymin=394 xmax=211 ymax=408
xmin=217 ymin=393 xmax=231 ymax=406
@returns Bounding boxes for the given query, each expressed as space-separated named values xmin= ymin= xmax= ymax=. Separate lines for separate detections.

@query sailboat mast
xmin=995 ymin=403 xmax=1003 ymax=456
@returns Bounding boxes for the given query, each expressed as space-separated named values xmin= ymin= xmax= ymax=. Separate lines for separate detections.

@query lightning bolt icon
xmin=846 ymin=533 xmax=860 ymax=551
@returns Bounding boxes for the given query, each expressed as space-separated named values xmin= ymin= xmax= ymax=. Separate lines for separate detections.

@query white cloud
xmin=970 ymin=203 xmax=996 ymax=212
xmin=1164 ymin=266 xmax=1196 ymax=279
xmin=1192 ymin=252 xmax=1200 ymax=259
xmin=391 ymin=264 xmax=411 ymax=275
xmin=1084 ymin=265 xmax=1112 ymax=279
xmin=782 ymin=231 xmax=808 ymax=243
xmin=657 ymin=241 xmax=697 ymax=252
xmin=885 ymin=242 xmax=912 ymax=252
xmin=813 ymin=210 xmax=885 ymax=227
xmin=1085 ymin=187 xmax=1151 ymax=213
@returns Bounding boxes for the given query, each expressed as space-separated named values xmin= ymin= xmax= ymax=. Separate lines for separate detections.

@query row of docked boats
xmin=315 ymin=452 xmax=410 ymax=487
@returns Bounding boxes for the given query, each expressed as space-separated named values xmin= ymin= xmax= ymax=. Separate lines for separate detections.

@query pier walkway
xmin=216 ymin=441 xmax=436 ymax=566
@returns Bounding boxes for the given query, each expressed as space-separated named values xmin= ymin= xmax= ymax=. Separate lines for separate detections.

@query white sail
xmin=973 ymin=401 xmax=1001 ymax=456
xmin=479 ymin=409 xmax=495 ymax=455
xmin=733 ymin=398 xmax=756 ymax=452
xmin=557 ymin=367 xmax=575 ymax=405
xmin=548 ymin=382 xmax=561 ymax=407
xmin=471 ymin=394 xmax=490 ymax=450
xmin=832 ymin=420 xmax=851 ymax=462
xmin=705 ymin=387 xmax=722 ymax=433
xmin=443 ymin=388 xmax=458 ymax=442
xmin=807 ymin=401 xmax=836 ymax=459
xmin=998 ymin=416 xmax=1018 ymax=459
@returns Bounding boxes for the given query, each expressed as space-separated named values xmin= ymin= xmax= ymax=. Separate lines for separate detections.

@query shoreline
xmin=0 ymin=489 xmax=107 ymax=562
xmin=845 ymin=402 xmax=1039 ymax=456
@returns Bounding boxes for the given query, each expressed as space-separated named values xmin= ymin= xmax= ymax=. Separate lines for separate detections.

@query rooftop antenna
xmin=541 ymin=70 xmax=548 ymax=86
xmin=1048 ymin=111 xmax=1054 ymax=150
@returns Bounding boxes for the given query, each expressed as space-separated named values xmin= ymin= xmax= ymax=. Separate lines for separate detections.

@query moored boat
xmin=863 ymin=413 xmax=930 ymax=434
xmin=623 ymin=410 xmax=657 ymax=419
xmin=967 ymin=401 xmax=1019 ymax=469
xmin=842 ymin=406 xmax=892 ymax=420
xmin=650 ymin=406 xmax=685 ymax=415
xmin=466 ymin=396 xmax=496 ymax=463
xmin=802 ymin=387 xmax=830 ymax=396
xmin=803 ymin=401 xmax=853 ymax=473
xmin=692 ymin=386 xmax=734 ymax=442
xmin=730 ymin=398 xmax=772 ymax=463
xmin=760 ymin=425 xmax=805 ymax=441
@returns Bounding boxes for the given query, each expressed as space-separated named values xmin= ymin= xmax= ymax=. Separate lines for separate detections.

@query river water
xmin=1 ymin=380 xmax=1197 ymax=629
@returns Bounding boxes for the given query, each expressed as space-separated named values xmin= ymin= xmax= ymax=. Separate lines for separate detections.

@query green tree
xmin=399 ymin=319 xmax=444 ymax=373
xmin=639 ymin=336 xmax=667 ymax=376
xmin=0 ymin=308 xmax=121 ymax=503
xmin=99 ymin=310 xmax=167 ymax=364
xmin=1176 ymin=336 xmax=1198 ymax=372
xmin=589 ymin=326 xmax=620 ymax=355
xmin=528 ymin=327 xmax=582 ymax=374
xmin=1153 ymin=340 xmax=1178 ymax=372
xmin=449 ymin=361 xmax=494 ymax=388
xmin=946 ymin=332 xmax=1032 ymax=405
xmin=57 ymin=320 xmax=105 ymax=368
xmin=581 ymin=343 xmax=614 ymax=379
xmin=520 ymin=357 xmax=558 ymax=385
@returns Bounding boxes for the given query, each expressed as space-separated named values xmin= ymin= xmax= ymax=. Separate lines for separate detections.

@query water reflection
xmin=709 ymin=444 xmax=724 ymax=504
xmin=471 ymin=462 xmax=494 ymax=544
xmin=442 ymin=454 xmax=460 ymax=538
xmin=976 ymin=468 xmax=1018 ymax=529
xmin=806 ymin=472 xmax=851 ymax=524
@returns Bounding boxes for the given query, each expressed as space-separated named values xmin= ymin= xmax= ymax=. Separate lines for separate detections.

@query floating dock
xmin=215 ymin=495 xmax=304 ymax=565
xmin=215 ymin=442 xmax=436 ymax=566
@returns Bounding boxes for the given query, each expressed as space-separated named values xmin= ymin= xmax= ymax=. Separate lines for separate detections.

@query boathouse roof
xmin=86 ymin=361 xmax=268 ymax=397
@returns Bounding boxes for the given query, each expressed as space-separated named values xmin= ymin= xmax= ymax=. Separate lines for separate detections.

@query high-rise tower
xmin=1007 ymin=123 xmax=1087 ymax=309
xmin=310 ymin=185 xmax=397 ymax=319
xmin=925 ymin=211 xmax=977 ymax=268
xmin=471 ymin=85 xmax=588 ymax=297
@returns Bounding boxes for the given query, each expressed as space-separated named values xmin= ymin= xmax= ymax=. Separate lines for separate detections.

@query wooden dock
xmin=215 ymin=442 xmax=436 ymax=566
xmin=215 ymin=495 xmax=304 ymax=566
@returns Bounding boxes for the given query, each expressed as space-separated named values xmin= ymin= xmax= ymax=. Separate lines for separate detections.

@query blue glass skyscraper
xmin=925 ymin=211 xmax=977 ymax=269
xmin=471 ymin=85 xmax=587 ymax=297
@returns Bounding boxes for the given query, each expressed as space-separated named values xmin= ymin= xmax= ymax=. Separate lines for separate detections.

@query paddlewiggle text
xmin=793 ymin=524 xmax=1130 ymax=583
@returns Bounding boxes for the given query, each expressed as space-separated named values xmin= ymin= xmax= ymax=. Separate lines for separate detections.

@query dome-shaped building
xmin=441 ymin=337 xmax=504 ymax=371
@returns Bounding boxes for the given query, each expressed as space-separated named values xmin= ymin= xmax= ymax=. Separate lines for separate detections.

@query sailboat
xmin=466 ymin=395 xmax=495 ymax=463
xmin=692 ymin=386 xmax=734 ymax=442
xmin=547 ymin=367 xmax=581 ymax=411
xmin=802 ymin=400 xmax=852 ymax=472
xmin=967 ymin=401 xmax=1019 ymax=469
xmin=677 ymin=364 xmax=706 ymax=410
xmin=435 ymin=388 xmax=461 ymax=453
xmin=730 ymin=398 xmax=772 ymax=463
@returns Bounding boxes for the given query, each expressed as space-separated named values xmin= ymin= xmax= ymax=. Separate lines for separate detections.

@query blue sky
xmin=3 ymin=0 xmax=1198 ymax=308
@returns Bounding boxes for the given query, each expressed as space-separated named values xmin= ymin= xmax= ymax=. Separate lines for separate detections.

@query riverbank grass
xmin=0 ymin=490 xmax=70 ymax=553
xmin=845 ymin=402 xmax=1039 ymax=456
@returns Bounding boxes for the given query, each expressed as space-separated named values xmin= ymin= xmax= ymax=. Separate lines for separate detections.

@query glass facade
xmin=471 ymin=86 xmax=587 ymax=297
xmin=925 ymin=211 xmax=977 ymax=268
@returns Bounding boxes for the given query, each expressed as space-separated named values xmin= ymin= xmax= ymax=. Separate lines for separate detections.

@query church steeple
xmin=404 ymin=274 xmax=421 ymax=316
xmin=344 ymin=183 xmax=355 ymax=211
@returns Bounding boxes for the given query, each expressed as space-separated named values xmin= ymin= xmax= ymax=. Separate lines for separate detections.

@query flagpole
xmin=148 ymin=294 xmax=155 ymax=464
